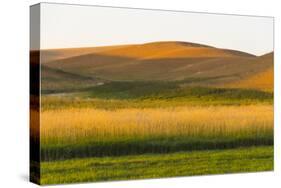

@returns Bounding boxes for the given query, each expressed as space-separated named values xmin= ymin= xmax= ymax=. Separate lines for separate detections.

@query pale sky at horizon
xmin=39 ymin=3 xmax=274 ymax=56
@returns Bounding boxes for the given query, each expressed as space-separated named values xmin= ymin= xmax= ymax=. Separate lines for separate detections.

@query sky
xmin=39 ymin=3 xmax=274 ymax=56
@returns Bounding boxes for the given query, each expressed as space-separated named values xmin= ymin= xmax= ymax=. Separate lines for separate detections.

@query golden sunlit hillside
xmin=226 ymin=52 xmax=273 ymax=92
xmin=228 ymin=67 xmax=273 ymax=92
xmin=41 ymin=41 xmax=256 ymax=63
xmin=87 ymin=41 xmax=255 ymax=59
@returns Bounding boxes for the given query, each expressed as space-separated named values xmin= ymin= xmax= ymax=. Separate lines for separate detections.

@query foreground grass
xmin=40 ymin=105 xmax=273 ymax=161
xmin=40 ymin=146 xmax=273 ymax=185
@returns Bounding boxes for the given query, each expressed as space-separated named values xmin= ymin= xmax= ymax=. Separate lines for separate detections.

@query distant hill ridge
xmin=79 ymin=41 xmax=256 ymax=59
xmin=41 ymin=41 xmax=256 ymax=62
xmin=40 ymin=41 xmax=273 ymax=92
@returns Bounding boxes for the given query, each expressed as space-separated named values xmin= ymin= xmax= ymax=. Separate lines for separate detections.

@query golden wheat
xmin=40 ymin=105 xmax=273 ymax=145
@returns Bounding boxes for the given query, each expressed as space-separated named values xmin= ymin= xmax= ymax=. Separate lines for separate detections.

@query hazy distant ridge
xmin=40 ymin=41 xmax=273 ymax=93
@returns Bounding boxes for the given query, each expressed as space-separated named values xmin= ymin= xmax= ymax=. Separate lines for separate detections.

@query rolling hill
xmin=41 ymin=41 xmax=254 ymax=63
xmin=41 ymin=65 xmax=105 ymax=94
xmin=40 ymin=45 xmax=130 ymax=63
xmin=226 ymin=52 xmax=274 ymax=92
xmin=41 ymin=41 xmax=273 ymax=93
xmin=87 ymin=41 xmax=255 ymax=59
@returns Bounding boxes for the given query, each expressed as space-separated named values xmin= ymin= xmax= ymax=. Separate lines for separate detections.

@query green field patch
xmin=82 ymin=81 xmax=273 ymax=100
xmin=40 ymin=146 xmax=273 ymax=185
xmin=41 ymin=83 xmax=273 ymax=110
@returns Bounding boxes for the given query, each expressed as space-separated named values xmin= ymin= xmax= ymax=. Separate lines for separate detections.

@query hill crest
xmin=41 ymin=41 xmax=256 ymax=63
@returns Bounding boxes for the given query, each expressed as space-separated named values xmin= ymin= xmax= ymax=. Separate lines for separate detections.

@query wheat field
xmin=41 ymin=105 xmax=273 ymax=146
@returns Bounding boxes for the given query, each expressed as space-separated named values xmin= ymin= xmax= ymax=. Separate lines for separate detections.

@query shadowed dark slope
xmin=41 ymin=65 xmax=106 ymax=93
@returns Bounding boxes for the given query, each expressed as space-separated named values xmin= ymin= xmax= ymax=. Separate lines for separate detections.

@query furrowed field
xmin=37 ymin=84 xmax=274 ymax=184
